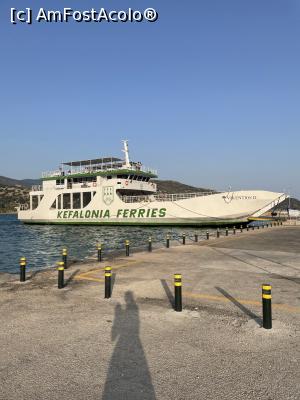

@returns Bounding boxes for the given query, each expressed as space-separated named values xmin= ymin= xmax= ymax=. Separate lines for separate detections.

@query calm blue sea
xmin=0 ymin=214 xmax=222 ymax=274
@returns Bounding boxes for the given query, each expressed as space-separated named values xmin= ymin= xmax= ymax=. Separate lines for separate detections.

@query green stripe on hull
xmin=21 ymin=219 xmax=247 ymax=227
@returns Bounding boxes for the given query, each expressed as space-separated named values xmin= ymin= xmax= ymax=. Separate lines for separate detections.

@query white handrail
xmin=120 ymin=191 xmax=216 ymax=203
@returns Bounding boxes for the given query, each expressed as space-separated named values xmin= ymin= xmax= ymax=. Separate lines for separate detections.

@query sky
xmin=0 ymin=0 xmax=299 ymax=197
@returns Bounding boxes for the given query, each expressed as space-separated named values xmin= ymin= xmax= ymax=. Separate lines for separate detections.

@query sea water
xmin=0 ymin=214 xmax=223 ymax=274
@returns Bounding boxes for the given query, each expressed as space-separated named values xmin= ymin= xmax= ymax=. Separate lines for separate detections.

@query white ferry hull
xmin=18 ymin=190 xmax=287 ymax=226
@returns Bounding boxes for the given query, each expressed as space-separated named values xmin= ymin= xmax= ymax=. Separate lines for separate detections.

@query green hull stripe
xmin=22 ymin=219 xmax=247 ymax=227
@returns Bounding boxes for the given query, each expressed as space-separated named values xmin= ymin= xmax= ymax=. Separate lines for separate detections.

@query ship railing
xmin=41 ymin=165 xmax=157 ymax=178
xmin=120 ymin=191 xmax=217 ymax=203
xmin=154 ymin=192 xmax=217 ymax=201
xmin=19 ymin=204 xmax=30 ymax=210
xmin=120 ymin=195 xmax=153 ymax=203
xmin=31 ymin=185 xmax=43 ymax=191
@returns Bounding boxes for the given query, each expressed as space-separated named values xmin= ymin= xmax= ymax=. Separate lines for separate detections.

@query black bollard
xmin=240 ymin=225 xmax=243 ymax=233
xmin=19 ymin=257 xmax=26 ymax=282
xmin=262 ymin=224 xmax=265 ymax=229
xmin=174 ymin=274 xmax=182 ymax=312
xmin=257 ymin=225 xmax=260 ymax=230
xmin=233 ymin=226 xmax=236 ymax=235
xmin=182 ymin=233 xmax=186 ymax=245
xmin=246 ymin=225 xmax=249 ymax=231
xmin=97 ymin=244 xmax=102 ymax=262
xmin=280 ymin=221 xmax=283 ymax=226
xmin=226 ymin=227 xmax=229 ymax=236
xmin=62 ymin=248 xmax=68 ymax=269
xmin=104 ymin=267 xmax=112 ymax=299
xmin=217 ymin=228 xmax=220 ymax=238
xmin=262 ymin=284 xmax=272 ymax=329
xmin=206 ymin=231 xmax=209 ymax=240
xmin=270 ymin=222 xmax=273 ymax=228
xmin=125 ymin=240 xmax=130 ymax=256
xmin=57 ymin=262 xmax=64 ymax=289
xmin=148 ymin=237 xmax=152 ymax=252
xmin=252 ymin=225 xmax=255 ymax=231
xmin=194 ymin=234 xmax=198 ymax=242
xmin=166 ymin=234 xmax=170 ymax=248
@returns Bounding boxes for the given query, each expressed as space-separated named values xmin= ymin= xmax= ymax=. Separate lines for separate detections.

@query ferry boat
xmin=17 ymin=141 xmax=287 ymax=226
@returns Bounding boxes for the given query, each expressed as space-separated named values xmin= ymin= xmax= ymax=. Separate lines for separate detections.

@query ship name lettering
xmin=56 ymin=208 xmax=166 ymax=219
xmin=116 ymin=208 xmax=166 ymax=218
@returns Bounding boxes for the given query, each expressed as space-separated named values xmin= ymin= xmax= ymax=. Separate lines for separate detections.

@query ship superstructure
xmin=18 ymin=141 xmax=287 ymax=225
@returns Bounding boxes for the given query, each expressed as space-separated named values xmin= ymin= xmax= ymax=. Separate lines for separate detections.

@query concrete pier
xmin=0 ymin=226 xmax=299 ymax=399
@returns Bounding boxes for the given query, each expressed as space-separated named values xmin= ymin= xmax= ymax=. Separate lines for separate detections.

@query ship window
xmin=56 ymin=179 xmax=64 ymax=185
xmin=73 ymin=193 xmax=81 ymax=209
xmin=32 ymin=195 xmax=39 ymax=210
xmin=107 ymin=176 xmax=112 ymax=180
xmin=137 ymin=176 xmax=143 ymax=181
xmin=63 ymin=193 xmax=71 ymax=209
xmin=51 ymin=199 xmax=56 ymax=209
xmin=146 ymin=177 xmax=150 ymax=182
xmin=129 ymin=175 xmax=134 ymax=180
xmin=57 ymin=195 xmax=61 ymax=210
xmin=83 ymin=192 xmax=91 ymax=207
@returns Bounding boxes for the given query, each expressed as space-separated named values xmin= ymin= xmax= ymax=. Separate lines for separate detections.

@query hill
xmin=154 ymin=180 xmax=214 ymax=194
xmin=0 ymin=176 xmax=40 ymax=187
xmin=276 ymin=197 xmax=300 ymax=210
xmin=0 ymin=185 xmax=29 ymax=213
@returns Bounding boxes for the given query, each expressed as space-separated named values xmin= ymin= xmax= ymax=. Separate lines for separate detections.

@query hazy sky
xmin=0 ymin=1 xmax=299 ymax=197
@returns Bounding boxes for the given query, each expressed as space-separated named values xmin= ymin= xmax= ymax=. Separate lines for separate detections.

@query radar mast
xmin=122 ymin=140 xmax=131 ymax=168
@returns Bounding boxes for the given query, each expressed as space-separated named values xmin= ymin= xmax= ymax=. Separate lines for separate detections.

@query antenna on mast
xmin=122 ymin=139 xmax=131 ymax=168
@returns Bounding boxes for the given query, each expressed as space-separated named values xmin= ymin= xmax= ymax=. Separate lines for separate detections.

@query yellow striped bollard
xmin=19 ymin=257 xmax=26 ymax=282
xmin=174 ymin=274 xmax=182 ymax=312
xmin=166 ymin=234 xmax=170 ymax=248
xmin=57 ymin=262 xmax=64 ymax=289
xmin=62 ymin=248 xmax=68 ymax=269
xmin=104 ymin=267 xmax=112 ymax=298
xmin=125 ymin=240 xmax=130 ymax=256
xmin=148 ymin=237 xmax=152 ymax=252
xmin=262 ymin=284 xmax=272 ymax=329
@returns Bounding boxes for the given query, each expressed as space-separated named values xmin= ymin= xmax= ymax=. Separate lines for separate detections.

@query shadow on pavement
xmin=102 ymin=291 xmax=156 ymax=400
xmin=216 ymin=286 xmax=262 ymax=326
xmin=160 ymin=279 xmax=174 ymax=308
xmin=65 ymin=269 xmax=80 ymax=286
